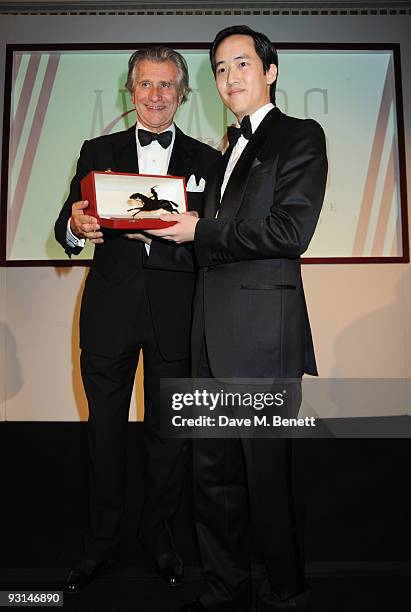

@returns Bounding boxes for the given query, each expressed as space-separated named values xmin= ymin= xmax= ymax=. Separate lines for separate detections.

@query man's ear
xmin=266 ymin=64 xmax=278 ymax=85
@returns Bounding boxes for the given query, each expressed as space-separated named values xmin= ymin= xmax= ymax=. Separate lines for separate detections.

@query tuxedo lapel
xmin=167 ymin=127 xmax=191 ymax=179
xmin=218 ymin=107 xmax=283 ymax=218
xmin=203 ymin=145 xmax=232 ymax=218
xmin=112 ymin=125 xmax=139 ymax=173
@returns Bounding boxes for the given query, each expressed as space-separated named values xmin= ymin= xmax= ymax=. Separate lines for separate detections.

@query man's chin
xmin=139 ymin=117 xmax=172 ymax=131
xmin=225 ymin=99 xmax=248 ymax=118
xmin=228 ymin=107 xmax=247 ymax=121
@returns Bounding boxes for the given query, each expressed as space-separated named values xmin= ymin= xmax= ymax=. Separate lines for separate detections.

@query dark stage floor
xmin=1 ymin=423 xmax=411 ymax=611
xmin=2 ymin=567 xmax=411 ymax=612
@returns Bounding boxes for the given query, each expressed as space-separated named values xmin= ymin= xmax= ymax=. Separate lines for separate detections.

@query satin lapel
xmin=112 ymin=125 xmax=139 ymax=173
xmin=218 ymin=107 xmax=282 ymax=218
xmin=204 ymin=144 xmax=232 ymax=218
xmin=167 ymin=126 xmax=191 ymax=178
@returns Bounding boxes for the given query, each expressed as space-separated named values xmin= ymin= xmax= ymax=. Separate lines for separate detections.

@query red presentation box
xmin=81 ymin=171 xmax=187 ymax=229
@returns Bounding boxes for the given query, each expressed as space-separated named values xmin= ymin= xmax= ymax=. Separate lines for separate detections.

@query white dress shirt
xmin=220 ymin=103 xmax=274 ymax=200
xmin=66 ymin=122 xmax=176 ymax=249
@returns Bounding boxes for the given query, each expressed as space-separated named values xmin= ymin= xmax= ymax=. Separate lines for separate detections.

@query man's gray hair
xmin=125 ymin=46 xmax=191 ymax=104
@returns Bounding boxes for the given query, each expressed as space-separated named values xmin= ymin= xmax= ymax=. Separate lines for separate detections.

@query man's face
xmin=214 ymin=34 xmax=277 ymax=121
xmin=132 ymin=59 xmax=182 ymax=132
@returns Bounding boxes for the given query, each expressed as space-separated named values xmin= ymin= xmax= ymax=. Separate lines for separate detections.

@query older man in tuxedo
xmin=148 ymin=26 xmax=328 ymax=612
xmin=55 ymin=46 xmax=219 ymax=592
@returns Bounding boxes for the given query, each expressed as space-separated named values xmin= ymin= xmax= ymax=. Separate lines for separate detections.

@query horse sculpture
xmin=127 ymin=186 xmax=179 ymax=217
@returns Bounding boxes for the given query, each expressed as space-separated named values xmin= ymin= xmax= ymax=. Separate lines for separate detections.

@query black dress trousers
xmin=80 ymin=261 xmax=188 ymax=560
xmin=193 ymin=342 xmax=307 ymax=611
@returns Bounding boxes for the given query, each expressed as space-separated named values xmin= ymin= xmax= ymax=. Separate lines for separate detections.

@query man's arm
xmin=54 ymin=140 xmax=103 ymax=256
xmin=196 ymin=120 xmax=327 ymax=266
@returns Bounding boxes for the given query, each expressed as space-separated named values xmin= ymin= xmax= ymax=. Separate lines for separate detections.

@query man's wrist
xmin=69 ymin=218 xmax=82 ymax=238
xmin=66 ymin=218 xmax=85 ymax=248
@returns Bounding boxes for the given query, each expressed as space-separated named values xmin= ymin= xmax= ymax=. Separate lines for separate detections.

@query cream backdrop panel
xmin=2 ymin=264 xmax=410 ymax=421
xmin=2 ymin=266 xmax=145 ymax=421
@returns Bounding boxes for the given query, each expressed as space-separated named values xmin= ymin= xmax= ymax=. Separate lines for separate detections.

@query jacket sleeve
xmin=145 ymin=239 xmax=195 ymax=272
xmin=194 ymin=120 xmax=328 ymax=268
xmin=54 ymin=140 xmax=92 ymax=257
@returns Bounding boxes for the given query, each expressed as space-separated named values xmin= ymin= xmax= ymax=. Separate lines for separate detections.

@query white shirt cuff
xmin=66 ymin=218 xmax=85 ymax=249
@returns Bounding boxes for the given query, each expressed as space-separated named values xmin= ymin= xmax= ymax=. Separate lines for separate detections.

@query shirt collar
xmin=136 ymin=121 xmax=176 ymax=137
xmin=237 ymin=103 xmax=274 ymax=137
xmin=135 ymin=121 xmax=176 ymax=157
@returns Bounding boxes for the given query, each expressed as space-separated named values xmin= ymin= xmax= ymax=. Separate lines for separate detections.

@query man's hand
xmin=70 ymin=200 xmax=104 ymax=244
xmin=123 ymin=232 xmax=152 ymax=245
xmin=145 ymin=211 xmax=199 ymax=244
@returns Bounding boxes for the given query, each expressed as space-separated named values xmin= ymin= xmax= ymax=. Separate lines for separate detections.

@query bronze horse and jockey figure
xmin=127 ymin=186 xmax=179 ymax=217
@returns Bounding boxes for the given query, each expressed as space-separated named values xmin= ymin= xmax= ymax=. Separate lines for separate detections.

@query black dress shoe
xmin=155 ymin=551 xmax=184 ymax=586
xmin=63 ymin=559 xmax=112 ymax=593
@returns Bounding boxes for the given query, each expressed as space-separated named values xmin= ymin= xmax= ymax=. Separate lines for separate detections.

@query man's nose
xmin=226 ymin=66 xmax=239 ymax=86
xmin=149 ymin=85 xmax=161 ymax=100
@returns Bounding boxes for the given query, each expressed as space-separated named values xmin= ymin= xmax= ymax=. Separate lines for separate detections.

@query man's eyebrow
xmin=137 ymin=78 xmax=174 ymax=84
xmin=216 ymin=54 xmax=251 ymax=66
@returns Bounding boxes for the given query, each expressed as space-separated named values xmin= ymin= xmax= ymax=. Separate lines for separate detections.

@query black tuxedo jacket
xmin=55 ymin=125 xmax=220 ymax=361
xmin=192 ymin=107 xmax=328 ymax=378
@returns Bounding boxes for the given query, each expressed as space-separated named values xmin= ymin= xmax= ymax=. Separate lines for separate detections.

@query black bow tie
xmin=227 ymin=115 xmax=252 ymax=147
xmin=138 ymin=129 xmax=173 ymax=149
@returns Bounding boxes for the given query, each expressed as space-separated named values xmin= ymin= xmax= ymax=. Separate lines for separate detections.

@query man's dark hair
xmin=209 ymin=25 xmax=278 ymax=104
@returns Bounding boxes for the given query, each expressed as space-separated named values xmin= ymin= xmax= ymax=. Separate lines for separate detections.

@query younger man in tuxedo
xmin=54 ymin=47 xmax=219 ymax=592
xmin=148 ymin=26 xmax=328 ymax=612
